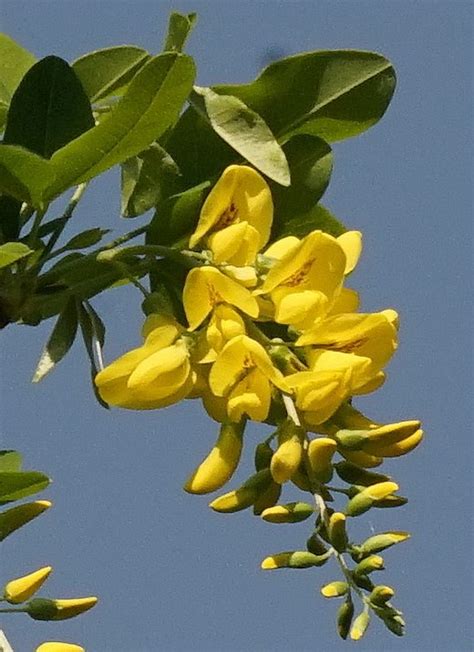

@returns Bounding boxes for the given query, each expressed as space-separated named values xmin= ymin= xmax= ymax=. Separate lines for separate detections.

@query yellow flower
xmin=337 ymin=231 xmax=362 ymax=274
xmin=209 ymin=335 xmax=288 ymax=422
xmin=201 ymin=304 xmax=246 ymax=363
xmin=257 ymin=230 xmax=347 ymax=329
xmin=95 ymin=316 xmax=195 ymax=409
xmin=183 ymin=266 xmax=259 ymax=331
xmin=4 ymin=566 xmax=52 ymax=604
xmin=189 ymin=165 xmax=273 ymax=265
xmin=36 ymin=643 xmax=84 ymax=652
xmin=296 ymin=311 xmax=398 ymax=373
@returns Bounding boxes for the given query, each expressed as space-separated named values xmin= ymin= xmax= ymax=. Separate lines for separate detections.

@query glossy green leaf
xmin=0 ymin=242 xmax=33 ymax=268
xmin=0 ymin=471 xmax=50 ymax=503
xmin=3 ymin=56 xmax=94 ymax=158
xmin=163 ymin=12 xmax=197 ymax=52
xmin=32 ymin=298 xmax=78 ymax=382
xmin=273 ymin=203 xmax=346 ymax=240
xmin=0 ymin=144 xmax=55 ymax=207
xmin=190 ymin=86 xmax=290 ymax=186
xmin=0 ymin=34 xmax=36 ymax=129
xmin=0 ymin=451 xmax=22 ymax=472
xmin=147 ymin=181 xmax=210 ymax=246
xmin=121 ymin=143 xmax=182 ymax=217
xmin=63 ymin=228 xmax=110 ymax=251
xmin=45 ymin=52 xmax=195 ymax=201
xmin=216 ymin=50 xmax=396 ymax=142
xmin=270 ymin=134 xmax=333 ymax=236
xmin=72 ymin=46 xmax=150 ymax=103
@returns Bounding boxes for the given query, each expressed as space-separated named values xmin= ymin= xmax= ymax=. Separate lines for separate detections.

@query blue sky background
xmin=1 ymin=1 xmax=472 ymax=651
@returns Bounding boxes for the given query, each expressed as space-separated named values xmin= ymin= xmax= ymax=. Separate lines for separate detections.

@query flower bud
xmin=359 ymin=531 xmax=410 ymax=556
xmin=253 ymin=481 xmax=281 ymax=515
xmin=346 ymin=482 xmax=399 ymax=517
xmin=307 ymin=437 xmax=337 ymax=483
xmin=27 ymin=596 xmax=98 ymax=621
xmin=36 ymin=643 xmax=85 ymax=652
xmin=335 ymin=429 xmax=369 ymax=450
xmin=320 ymin=581 xmax=348 ymax=598
xmin=354 ymin=555 xmax=384 ymax=576
xmin=184 ymin=421 xmax=244 ymax=494
xmin=350 ymin=611 xmax=370 ymax=640
xmin=261 ymin=502 xmax=314 ymax=524
xmin=370 ymin=585 xmax=395 ymax=606
xmin=328 ymin=512 xmax=348 ymax=553
xmin=261 ymin=550 xmax=329 ymax=570
xmin=339 ymin=449 xmax=382 ymax=468
xmin=254 ymin=441 xmax=274 ymax=471
xmin=362 ymin=420 xmax=421 ymax=451
xmin=334 ymin=461 xmax=391 ymax=486
xmin=306 ymin=532 xmax=329 ymax=556
xmin=209 ymin=468 xmax=272 ymax=513
xmin=4 ymin=566 xmax=52 ymax=604
xmin=270 ymin=421 xmax=304 ymax=484
xmin=366 ymin=429 xmax=424 ymax=458
xmin=337 ymin=599 xmax=354 ymax=640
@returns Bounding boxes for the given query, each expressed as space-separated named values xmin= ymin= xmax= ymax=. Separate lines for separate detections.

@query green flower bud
xmin=253 ymin=481 xmax=281 ymax=515
xmin=321 ymin=581 xmax=348 ymax=598
xmin=335 ymin=429 xmax=369 ymax=451
xmin=209 ymin=468 xmax=272 ymax=513
xmin=27 ymin=596 xmax=97 ymax=621
xmin=345 ymin=492 xmax=375 ymax=517
xmin=337 ymin=599 xmax=354 ymax=640
xmin=254 ymin=441 xmax=274 ymax=471
xmin=373 ymin=495 xmax=408 ymax=509
xmin=360 ymin=531 xmax=411 ymax=556
xmin=334 ymin=461 xmax=391 ymax=486
xmin=261 ymin=550 xmax=329 ymax=570
xmin=370 ymin=585 xmax=395 ymax=606
xmin=328 ymin=512 xmax=348 ymax=553
xmin=350 ymin=611 xmax=370 ymax=640
xmin=4 ymin=566 xmax=52 ymax=604
xmin=346 ymin=482 xmax=399 ymax=517
xmin=354 ymin=555 xmax=385 ymax=576
xmin=261 ymin=501 xmax=314 ymax=524
xmin=306 ymin=532 xmax=329 ymax=556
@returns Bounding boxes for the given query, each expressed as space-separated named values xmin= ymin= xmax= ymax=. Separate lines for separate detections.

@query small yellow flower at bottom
xmin=36 ymin=643 xmax=85 ymax=652
xmin=4 ymin=566 xmax=52 ymax=604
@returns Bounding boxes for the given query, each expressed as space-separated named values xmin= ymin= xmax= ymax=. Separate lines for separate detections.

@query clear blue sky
xmin=1 ymin=1 xmax=472 ymax=651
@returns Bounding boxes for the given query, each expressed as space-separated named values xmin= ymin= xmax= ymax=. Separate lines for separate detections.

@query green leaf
xmin=0 ymin=144 xmax=55 ymax=207
xmin=72 ymin=46 xmax=150 ymax=103
xmin=0 ymin=242 xmax=33 ymax=268
xmin=62 ymin=228 xmax=110 ymax=251
xmin=3 ymin=56 xmax=94 ymax=158
xmin=0 ymin=34 xmax=36 ymax=129
xmin=0 ymin=500 xmax=51 ymax=540
xmin=121 ymin=143 xmax=182 ymax=217
xmin=45 ymin=52 xmax=196 ymax=201
xmin=270 ymin=134 xmax=333 ymax=237
xmin=32 ymin=298 xmax=78 ymax=382
xmin=0 ymin=471 xmax=50 ymax=503
xmin=215 ymin=50 xmax=396 ymax=142
xmin=78 ymin=302 xmax=109 ymax=409
xmin=147 ymin=181 xmax=210 ymax=246
xmin=0 ymin=451 xmax=22 ymax=472
xmin=273 ymin=203 xmax=346 ymax=240
xmin=163 ymin=12 xmax=197 ymax=52
xmin=190 ymin=86 xmax=290 ymax=186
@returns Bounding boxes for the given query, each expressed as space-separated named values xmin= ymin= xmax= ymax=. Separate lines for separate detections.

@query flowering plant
xmin=0 ymin=11 xmax=421 ymax=646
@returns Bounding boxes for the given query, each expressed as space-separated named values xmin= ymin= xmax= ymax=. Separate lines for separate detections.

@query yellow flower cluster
xmin=95 ymin=164 xmax=413 ymax=449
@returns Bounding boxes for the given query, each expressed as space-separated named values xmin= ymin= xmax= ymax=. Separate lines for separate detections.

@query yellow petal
xmin=128 ymin=343 xmax=188 ymax=388
xmin=183 ymin=266 xmax=258 ymax=330
xmin=227 ymin=368 xmax=272 ymax=422
xmin=337 ymin=231 xmax=362 ymax=274
xmin=36 ymin=643 xmax=85 ymax=652
xmin=189 ymin=165 xmax=273 ymax=251
xmin=4 ymin=566 xmax=52 ymax=604
xmin=264 ymin=236 xmax=300 ymax=260
xmin=272 ymin=288 xmax=328 ymax=327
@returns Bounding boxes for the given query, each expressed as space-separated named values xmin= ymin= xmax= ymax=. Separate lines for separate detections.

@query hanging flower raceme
xmin=95 ymin=315 xmax=196 ymax=409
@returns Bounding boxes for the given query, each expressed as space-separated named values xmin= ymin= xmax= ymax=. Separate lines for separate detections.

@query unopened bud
xmin=209 ymin=469 xmax=272 ymax=513
xmin=360 ymin=531 xmax=410 ymax=556
xmin=362 ymin=420 xmax=421 ymax=451
xmin=261 ymin=550 xmax=329 ymax=570
xmin=346 ymin=482 xmax=399 ymax=517
xmin=337 ymin=599 xmax=354 ymax=640
xmin=321 ymin=581 xmax=348 ymax=598
xmin=36 ymin=643 xmax=85 ymax=652
xmin=306 ymin=532 xmax=329 ymax=556
xmin=328 ymin=512 xmax=348 ymax=553
xmin=370 ymin=585 xmax=395 ymax=606
xmin=334 ymin=461 xmax=391 ymax=486
xmin=307 ymin=437 xmax=337 ymax=482
xmin=270 ymin=421 xmax=304 ymax=484
xmin=0 ymin=500 xmax=52 ymax=542
xmin=335 ymin=429 xmax=369 ymax=450
xmin=354 ymin=555 xmax=385 ymax=576
xmin=350 ymin=611 xmax=370 ymax=640
xmin=27 ymin=596 xmax=98 ymax=621
xmin=261 ymin=502 xmax=313 ymax=524
xmin=253 ymin=481 xmax=281 ymax=515
xmin=4 ymin=566 xmax=52 ymax=604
